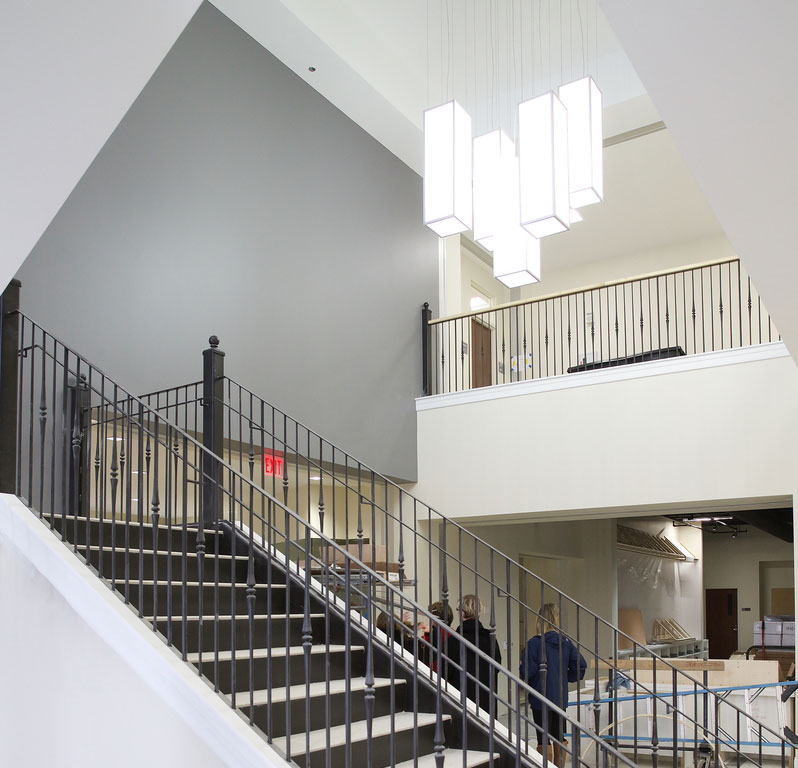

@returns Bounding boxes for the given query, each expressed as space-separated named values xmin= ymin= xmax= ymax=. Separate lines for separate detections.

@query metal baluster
xmin=719 ymin=265 xmax=725 ymax=349
xmin=652 ymin=656 xmax=659 ymax=768
xmin=27 ymin=323 xmax=35 ymax=506
xmin=433 ymin=619 xmax=445 ymax=768
xmin=37 ymin=330 xmax=47 ymax=516
xmin=559 ymin=297 xmax=564 ymax=375
xmin=137 ymin=403 xmax=145 ymax=618
xmin=247 ymin=422 xmax=256 ymax=724
xmin=691 ymin=270 xmax=697 ymax=354
xmin=672 ymin=668 xmax=678 ymax=768
xmin=590 ymin=290 xmax=595 ymax=364
xmin=71 ymin=358 xmax=81 ymax=552
xmin=49 ymin=334 xmax=57 ymax=529
xmin=16 ymin=319 xmax=25 ymax=501
xmin=614 ymin=285 xmax=620 ymax=360
xmin=151 ymin=416 xmax=160 ymax=630
xmin=303 ymin=526 xmax=313 ymax=760
xmin=501 ymin=311 xmax=506 ymax=384
xmin=165 ymin=424 xmax=173 ymax=646
xmin=597 ymin=289 xmax=602 ymax=364
xmin=365 ymin=572 xmax=376 ymax=768
xmin=665 ymin=275 xmax=670 ymax=350
xmin=747 ymin=276 xmax=752 ymax=346
xmin=544 ymin=300 xmax=550 ymax=377
xmin=110 ymin=386 xmax=119 ymax=588
xmin=567 ymin=295 xmax=572 ymax=371
xmin=341 ymin=554 xmax=351 ymax=768
xmin=181 ymin=433 xmax=188 ymax=660
xmin=728 ymin=262 xmax=733 ymax=349
xmin=709 ymin=266 xmax=715 ymax=351
xmin=122 ymin=399 xmax=130 ymax=603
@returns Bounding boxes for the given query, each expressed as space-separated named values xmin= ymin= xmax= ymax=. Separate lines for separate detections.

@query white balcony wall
xmin=416 ymin=347 xmax=798 ymax=522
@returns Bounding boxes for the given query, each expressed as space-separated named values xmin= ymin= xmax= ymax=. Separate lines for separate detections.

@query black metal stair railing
xmin=6 ymin=309 xmax=652 ymax=768
xmin=422 ymin=258 xmax=780 ymax=396
xmin=132 ymin=345 xmax=796 ymax=764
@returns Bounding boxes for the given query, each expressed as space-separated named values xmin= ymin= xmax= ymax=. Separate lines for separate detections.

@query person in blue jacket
xmin=520 ymin=603 xmax=587 ymax=766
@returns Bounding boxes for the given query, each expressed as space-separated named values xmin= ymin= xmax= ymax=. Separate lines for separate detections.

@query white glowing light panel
xmin=423 ymin=100 xmax=472 ymax=237
xmin=493 ymin=226 xmax=541 ymax=288
xmin=473 ymin=129 xmax=513 ymax=251
xmin=518 ymin=92 xmax=570 ymax=238
xmin=559 ymin=76 xmax=603 ymax=208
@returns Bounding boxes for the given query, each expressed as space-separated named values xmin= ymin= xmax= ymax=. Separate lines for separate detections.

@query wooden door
xmin=471 ymin=319 xmax=492 ymax=388
xmin=705 ymin=588 xmax=738 ymax=659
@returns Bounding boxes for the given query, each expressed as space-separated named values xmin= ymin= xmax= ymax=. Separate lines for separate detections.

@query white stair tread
xmin=274 ymin=712 xmax=449 ymax=755
xmin=135 ymin=581 xmax=283 ymax=588
xmin=145 ymin=613 xmax=323 ymax=621
xmin=42 ymin=513 xmax=222 ymax=533
xmin=186 ymin=644 xmax=363 ymax=663
xmin=389 ymin=750 xmax=499 ymax=768
xmin=86 ymin=546 xmax=246 ymax=559
xmin=238 ymin=676 xmax=401 ymax=706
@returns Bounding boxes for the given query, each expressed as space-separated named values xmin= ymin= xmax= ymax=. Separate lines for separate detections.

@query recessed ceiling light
xmin=308 ymin=66 xmax=316 ymax=72
xmin=310 ymin=475 xmax=321 ymax=481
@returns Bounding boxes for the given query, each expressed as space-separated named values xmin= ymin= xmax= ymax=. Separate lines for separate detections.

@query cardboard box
xmin=782 ymin=622 xmax=795 ymax=646
xmin=754 ymin=621 xmax=783 ymax=646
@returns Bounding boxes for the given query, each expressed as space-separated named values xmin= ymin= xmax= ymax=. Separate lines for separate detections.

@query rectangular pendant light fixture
xmin=493 ymin=226 xmax=541 ymax=288
xmin=473 ymin=129 xmax=513 ymax=251
xmin=423 ymin=100 xmax=472 ymax=237
xmin=558 ymin=76 xmax=603 ymax=208
xmin=518 ymin=91 xmax=570 ymax=238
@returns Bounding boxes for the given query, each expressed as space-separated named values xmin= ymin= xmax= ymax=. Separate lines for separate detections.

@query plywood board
xmin=632 ymin=659 xmax=780 ymax=687
xmin=771 ymin=587 xmax=795 ymax=616
xmin=619 ymin=608 xmax=646 ymax=649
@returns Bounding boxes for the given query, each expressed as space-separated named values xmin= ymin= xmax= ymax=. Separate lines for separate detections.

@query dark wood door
xmin=471 ymin=319 xmax=492 ymax=388
xmin=705 ymin=588 xmax=738 ymax=659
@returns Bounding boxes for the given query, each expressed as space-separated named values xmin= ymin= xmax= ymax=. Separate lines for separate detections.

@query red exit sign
xmin=264 ymin=451 xmax=284 ymax=477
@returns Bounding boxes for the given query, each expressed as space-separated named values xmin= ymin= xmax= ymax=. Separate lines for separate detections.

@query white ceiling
xmin=211 ymin=0 xmax=725 ymax=278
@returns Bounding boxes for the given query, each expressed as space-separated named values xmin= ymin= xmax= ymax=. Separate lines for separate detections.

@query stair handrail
xmin=8 ymin=310 xmax=643 ymax=768
xmin=140 ymin=361 xmax=795 ymax=757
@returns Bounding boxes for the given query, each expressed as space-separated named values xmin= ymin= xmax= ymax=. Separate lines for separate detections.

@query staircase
xmin=41 ymin=511 xmax=501 ymax=768
xmin=2 ymin=303 xmax=793 ymax=768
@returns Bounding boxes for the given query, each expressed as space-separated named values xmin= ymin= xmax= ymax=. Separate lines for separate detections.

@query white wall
xmin=704 ymin=526 xmax=795 ymax=648
xmin=519 ymin=234 xmax=737 ymax=301
xmin=617 ymin=518 xmax=704 ymax=641
xmin=0 ymin=0 xmax=201 ymax=291
xmin=416 ymin=347 xmax=798 ymax=521
xmin=0 ymin=494 xmax=282 ymax=768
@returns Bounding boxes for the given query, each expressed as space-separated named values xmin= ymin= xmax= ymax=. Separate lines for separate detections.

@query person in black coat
xmin=520 ymin=603 xmax=587 ymax=766
xmin=447 ymin=594 xmax=502 ymax=715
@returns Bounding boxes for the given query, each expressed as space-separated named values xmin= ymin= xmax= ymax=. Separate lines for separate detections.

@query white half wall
xmin=0 ymin=494 xmax=283 ymax=768
xmin=0 ymin=0 xmax=202 ymax=291
xmin=416 ymin=346 xmax=798 ymax=521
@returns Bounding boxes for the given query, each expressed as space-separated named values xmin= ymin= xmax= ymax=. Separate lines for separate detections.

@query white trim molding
xmin=417 ymin=342 xmax=790 ymax=411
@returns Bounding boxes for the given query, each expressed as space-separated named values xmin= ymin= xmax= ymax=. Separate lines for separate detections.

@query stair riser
xmin=126 ymin=584 xmax=295 ymax=616
xmin=157 ymin=615 xmax=327 ymax=653
xmin=201 ymin=648 xmax=365 ymax=692
xmin=86 ymin=548 xmax=250 ymax=581
xmin=47 ymin=516 xmax=213 ymax=551
xmin=294 ymin=720 xmax=444 ymax=768
xmin=248 ymin=683 xmax=407 ymax=738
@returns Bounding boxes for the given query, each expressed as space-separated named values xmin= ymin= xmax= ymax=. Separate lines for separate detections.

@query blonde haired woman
xmin=520 ymin=603 xmax=586 ymax=766
xmin=447 ymin=594 xmax=502 ymax=714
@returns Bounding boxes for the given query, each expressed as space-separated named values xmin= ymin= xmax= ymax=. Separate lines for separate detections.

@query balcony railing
xmin=422 ymin=258 xmax=779 ymax=396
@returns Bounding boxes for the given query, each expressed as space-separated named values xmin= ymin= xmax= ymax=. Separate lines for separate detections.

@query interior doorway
xmin=470 ymin=319 xmax=492 ymax=388
xmin=705 ymin=588 xmax=738 ymax=658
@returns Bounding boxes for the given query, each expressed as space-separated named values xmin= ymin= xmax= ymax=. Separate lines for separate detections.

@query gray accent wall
xmin=16 ymin=2 xmax=437 ymax=482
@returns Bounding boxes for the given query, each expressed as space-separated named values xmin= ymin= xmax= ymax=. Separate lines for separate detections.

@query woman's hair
xmin=537 ymin=602 xmax=560 ymax=635
xmin=458 ymin=594 xmax=483 ymax=620
xmin=428 ymin=601 xmax=454 ymax=626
